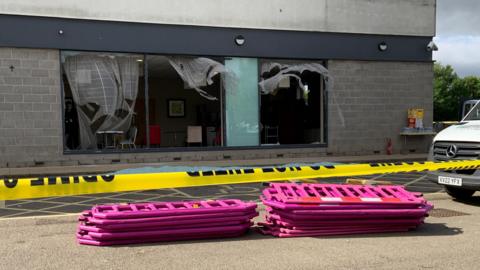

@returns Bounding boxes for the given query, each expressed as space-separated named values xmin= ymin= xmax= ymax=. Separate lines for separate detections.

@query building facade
xmin=0 ymin=0 xmax=436 ymax=167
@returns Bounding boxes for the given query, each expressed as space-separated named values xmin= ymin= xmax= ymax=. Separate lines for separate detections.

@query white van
xmin=428 ymin=100 xmax=480 ymax=199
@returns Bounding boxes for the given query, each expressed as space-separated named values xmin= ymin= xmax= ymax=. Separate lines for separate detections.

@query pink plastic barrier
xmin=266 ymin=214 xmax=425 ymax=227
xmin=77 ymin=199 xmax=257 ymax=246
xmin=262 ymin=197 xmax=431 ymax=211
xmin=79 ymin=218 xmax=254 ymax=233
xmin=267 ymin=223 xmax=420 ymax=231
xmin=263 ymin=199 xmax=422 ymax=210
xmin=259 ymin=183 xmax=433 ymax=238
xmin=259 ymin=226 xmax=411 ymax=238
xmin=78 ymin=223 xmax=253 ymax=240
xmin=91 ymin=199 xmax=256 ymax=219
xmin=270 ymin=203 xmax=431 ymax=215
xmin=77 ymin=230 xmax=247 ymax=246
xmin=80 ymin=210 xmax=256 ymax=226
xmin=263 ymin=183 xmax=425 ymax=205
xmin=80 ymin=214 xmax=257 ymax=232
xmin=265 ymin=208 xmax=429 ymax=221
xmin=259 ymin=222 xmax=417 ymax=233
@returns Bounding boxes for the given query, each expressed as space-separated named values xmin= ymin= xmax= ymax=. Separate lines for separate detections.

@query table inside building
xmin=96 ymin=130 xmax=124 ymax=149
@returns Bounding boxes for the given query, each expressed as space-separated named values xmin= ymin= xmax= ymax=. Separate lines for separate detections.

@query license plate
xmin=438 ymin=176 xmax=462 ymax=186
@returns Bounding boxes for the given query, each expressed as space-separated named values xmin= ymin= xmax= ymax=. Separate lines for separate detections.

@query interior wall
xmin=148 ymin=77 xmax=220 ymax=147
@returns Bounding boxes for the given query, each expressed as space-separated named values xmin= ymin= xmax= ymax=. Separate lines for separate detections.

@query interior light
xmin=235 ymin=35 xmax=245 ymax=46
xmin=378 ymin=42 xmax=388 ymax=52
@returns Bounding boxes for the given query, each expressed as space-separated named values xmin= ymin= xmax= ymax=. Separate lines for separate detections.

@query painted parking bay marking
xmin=1 ymin=160 xmax=480 ymax=200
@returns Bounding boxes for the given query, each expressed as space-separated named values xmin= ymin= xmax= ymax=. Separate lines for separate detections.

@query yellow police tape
xmin=0 ymin=159 xmax=478 ymax=200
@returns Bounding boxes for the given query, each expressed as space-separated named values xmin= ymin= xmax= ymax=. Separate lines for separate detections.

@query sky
xmin=434 ymin=0 xmax=480 ymax=77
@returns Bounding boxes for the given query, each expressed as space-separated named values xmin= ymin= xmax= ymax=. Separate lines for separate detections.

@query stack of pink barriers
xmin=77 ymin=199 xmax=258 ymax=246
xmin=259 ymin=183 xmax=433 ymax=237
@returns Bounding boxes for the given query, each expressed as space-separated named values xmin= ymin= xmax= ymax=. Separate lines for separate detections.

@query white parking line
xmin=0 ymin=208 xmax=73 ymax=218
xmin=0 ymin=212 xmax=79 ymax=220
xmin=172 ymin=188 xmax=198 ymax=198
xmin=370 ymin=174 xmax=388 ymax=180
xmin=404 ymin=175 xmax=428 ymax=186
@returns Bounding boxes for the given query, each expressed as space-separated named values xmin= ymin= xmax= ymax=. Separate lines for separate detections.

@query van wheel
xmin=445 ymin=186 xmax=475 ymax=200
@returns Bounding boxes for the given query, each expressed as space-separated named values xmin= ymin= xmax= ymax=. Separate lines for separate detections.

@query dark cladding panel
xmin=0 ymin=15 xmax=432 ymax=62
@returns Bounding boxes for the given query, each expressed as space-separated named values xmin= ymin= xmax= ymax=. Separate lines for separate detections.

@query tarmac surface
xmin=0 ymin=171 xmax=442 ymax=218
xmin=1 ymin=194 xmax=479 ymax=270
xmin=3 ymin=154 xmax=473 ymax=269
xmin=1 ymin=153 xmax=431 ymax=218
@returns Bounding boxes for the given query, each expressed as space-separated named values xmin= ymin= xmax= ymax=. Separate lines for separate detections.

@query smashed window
xmin=146 ymin=55 xmax=223 ymax=148
xmin=63 ymin=53 xmax=142 ymax=150
xmin=259 ymin=62 xmax=344 ymax=129
xmin=259 ymin=61 xmax=332 ymax=145
xmin=259 ymin=62 xmax=331 ymax=104
xmin=168 ymin=57 xmax=234 ymax=101
xmin=61 ymin=51 xmax=334 ymax=153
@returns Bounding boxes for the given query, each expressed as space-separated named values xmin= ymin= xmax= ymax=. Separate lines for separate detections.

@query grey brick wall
xmin=327 ymin=60 xmax=434 ymax=155
xmin=0 ymin=49 xmax=433 ymax=168
xmin=0 ymin=48 xmax=63 ymax=166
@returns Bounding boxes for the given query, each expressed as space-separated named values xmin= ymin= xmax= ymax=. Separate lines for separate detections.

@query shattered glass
xmin=168 ymin=57 xmax=235 ymax=101
xmin=64 ymin=54 xmax=140 ymax=150
xmin=259 ymin=62 xmax=344 ymax=126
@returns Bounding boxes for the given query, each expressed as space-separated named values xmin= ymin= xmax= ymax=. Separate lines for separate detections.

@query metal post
xmin=144 ymin=54 xmax=150 ymax=147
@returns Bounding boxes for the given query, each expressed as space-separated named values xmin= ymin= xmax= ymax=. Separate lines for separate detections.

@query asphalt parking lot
xmin=0 ymin=170 xmax=443 ymax=218
xmin=1 ymin=195 xmax=480 ymax=270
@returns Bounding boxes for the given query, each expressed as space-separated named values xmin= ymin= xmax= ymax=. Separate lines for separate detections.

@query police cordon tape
xmin=0 ymin=159 xmax=478 ymax=200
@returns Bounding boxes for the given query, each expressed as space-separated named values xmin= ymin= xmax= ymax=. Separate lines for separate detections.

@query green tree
xmin=433 ymin=63 xmax=480 ymax=121
xmin=433 ymin=63 xmax=458 ymax=121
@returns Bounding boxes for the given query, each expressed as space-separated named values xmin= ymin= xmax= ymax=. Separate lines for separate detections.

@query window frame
xmin=59 ymin=50 xmax=329 ymax=155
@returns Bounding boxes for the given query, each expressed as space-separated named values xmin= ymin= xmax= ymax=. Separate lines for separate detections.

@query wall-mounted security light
xmin=235 ymin=35 xmax=245 ymax=46
xmin=378 ymin=42 xmax=388 ymax=52
xmin=58 ymin=30 xmax=64 ymax=35
xmin=426 ymin=41 xmax=438 ymax=52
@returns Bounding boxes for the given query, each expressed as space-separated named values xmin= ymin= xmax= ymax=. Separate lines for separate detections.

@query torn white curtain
xmin=259 ymin=62 xmax=331 ymax=94
xmin=167 ymin=57 xmax=230 ymax=100
xmin=259 ymin=62 xmax=345 ymax=126
xmin=64 ymin=55 xmax=139 ymax=149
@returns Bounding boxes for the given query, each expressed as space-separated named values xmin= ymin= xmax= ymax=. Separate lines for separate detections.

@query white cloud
xmin=437 ymin=0 xmax=480 ymax=36
xmin=435 ymin=0 xmax=480 ymax=77
xmin=433 ymin=36 xmax=480 ymax=77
